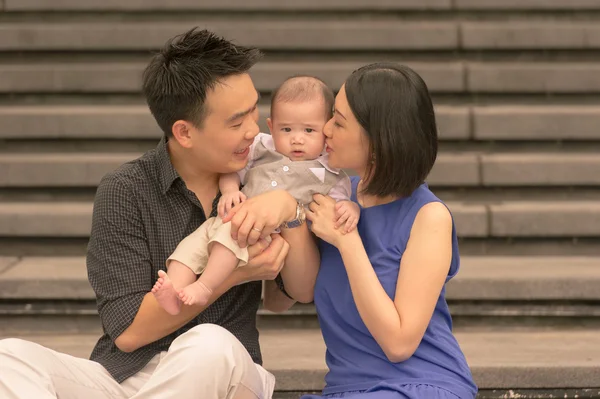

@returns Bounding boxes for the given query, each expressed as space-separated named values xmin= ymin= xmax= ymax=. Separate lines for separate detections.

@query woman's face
xmin=323 ymin=84 xmax=370 ymax=177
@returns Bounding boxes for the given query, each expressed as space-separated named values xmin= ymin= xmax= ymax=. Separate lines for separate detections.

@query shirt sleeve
xmin=328 ymin=173 xmax=352 ymax=202
xmin=86 ymin=173 xmax=153 ymax=342
xmin=237 ymin=133 xmax=269 ymax=184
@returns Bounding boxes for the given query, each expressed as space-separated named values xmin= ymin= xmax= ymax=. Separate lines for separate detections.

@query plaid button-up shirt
xmin=87 ymin=136 xmax=266 ymax=382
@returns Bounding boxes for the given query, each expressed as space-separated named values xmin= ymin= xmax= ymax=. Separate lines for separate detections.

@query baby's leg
xmin=179 ymin=243 xmax=239 ymax=307
xmin=152 ymin=261 xmax=197 ymax=315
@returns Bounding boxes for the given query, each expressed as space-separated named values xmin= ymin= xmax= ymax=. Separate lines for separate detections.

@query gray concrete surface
xmin=3 ymin=329 xmax=599 ymax=390
xmin=5 ymin=0 xmax=451 ymax=12
xmin=2 ymin=255 xmax=598 ymax=301
xmin=0 ymin=202 xmax=488 ymax=238
xmin=0 ymin=21 xmax=458 ymax=51
xmin=0 ymin=105 xmax=470 ymax=140
xmin=0 ymin=152 xmax=480 ymax=187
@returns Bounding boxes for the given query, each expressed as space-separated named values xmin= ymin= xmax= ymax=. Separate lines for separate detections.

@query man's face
xmin=188 ymin=73 xmax=260 ymax=174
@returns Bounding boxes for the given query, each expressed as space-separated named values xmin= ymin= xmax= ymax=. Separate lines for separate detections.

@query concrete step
xmin=2 ymin=151 xmax=600 ymax=188
xmin=0 ymin=152 xmax=477 ymax=187
xmin=1 ymin=256 xmax=598 ymax=301
xmin=0 ymin=21 xmax=457 ymax=51
xmin=468 ymin=63 xmax=600 ymax=94
xmin=7 ymin=0 xmax=600 ymax=12
xmin=462 ymin=22 xmax=600 ymax=50
xmin=4 ymin=104 xmax=600 ymax=142
xmin=3 ymin=329 xmax=600 ymax=394
xmin=456 ymin=0 xmax=600 ymax=9
xmin=0 ymin=201 xmax=486 ymax=238
xmin=7 ymin=62 xmax=600 ymax=95
xmin=0 ymin=104 xmax=471 ymax=141
xmin=2 ymin=256 xmax=600 ymax=335
xmin=0 ymin=61 xmax=465 ymax=94
xmin=5 ymin=200 xmax=600 ymax=238
xmin=473 ymin=105 xmax=600 ymax=141
xmin=3 ymin=21 xmax=600 ymax=52
xmin=5 ymin=0 xmax=452 ymax=12
xmin=0 ymin=104 xmax=600 ymax=141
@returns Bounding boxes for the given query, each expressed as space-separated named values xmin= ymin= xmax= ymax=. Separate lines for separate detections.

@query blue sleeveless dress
xmin=301 ymin=177 xmax=477 ymax=399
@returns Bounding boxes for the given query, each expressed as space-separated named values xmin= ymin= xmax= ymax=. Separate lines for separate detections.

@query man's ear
xmin=171 ymin=120 xmax=194 ymax=148
xmin=266 ymin=118 xmax=273 ymax=134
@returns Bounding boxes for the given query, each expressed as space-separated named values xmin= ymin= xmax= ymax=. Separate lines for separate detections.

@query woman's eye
xmin=232 ymin=123 xmax=242 ymax=128
xmin=334 ymin=122 xmax=342 ymax=128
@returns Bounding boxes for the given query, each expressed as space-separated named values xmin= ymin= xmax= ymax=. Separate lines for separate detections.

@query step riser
xmin=5 ymin=306 xmax=600 ymax=334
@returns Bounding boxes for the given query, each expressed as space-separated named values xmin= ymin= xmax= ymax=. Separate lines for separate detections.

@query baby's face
xmin=268 ymin=100 xmax=328 ymax=161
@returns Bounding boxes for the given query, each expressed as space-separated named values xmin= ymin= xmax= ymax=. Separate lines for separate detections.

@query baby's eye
xmin=305 ymin=128 xmax=314 ymax=133
xmin=282 ymin=127 xmax=292 ymax=133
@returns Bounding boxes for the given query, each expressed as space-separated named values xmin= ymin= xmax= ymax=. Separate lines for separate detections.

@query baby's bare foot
xmin=152 ymin=270 xmax=182 ymax=315
xmin=178 ymin=280 xmax=213 ymax=307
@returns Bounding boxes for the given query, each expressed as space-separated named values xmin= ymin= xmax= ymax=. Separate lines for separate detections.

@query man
xmin=0 ymin=28 xmax=317 ymax=398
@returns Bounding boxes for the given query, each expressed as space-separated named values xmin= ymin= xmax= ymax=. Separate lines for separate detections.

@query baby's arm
xmin=328 ymin=175 xmax=361 ymax=233
xmin=218 ymin=173 xmax=246 ymax=218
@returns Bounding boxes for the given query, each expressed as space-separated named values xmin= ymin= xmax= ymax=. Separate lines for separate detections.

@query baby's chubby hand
xmin=334 ymin=200 xmax=361 ymax=234
xmin=218 ymin=190 xmax=247 ymax=218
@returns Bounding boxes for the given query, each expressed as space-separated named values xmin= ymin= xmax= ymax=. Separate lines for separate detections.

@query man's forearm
xmin=279 ymin=224 xmax=320 ymax=303
xmin=115 ymin=271 xmax=241 ymax=352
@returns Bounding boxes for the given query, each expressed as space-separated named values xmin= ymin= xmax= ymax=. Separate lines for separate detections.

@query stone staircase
xmin=2 ymin=1 xmax=600 ymax=397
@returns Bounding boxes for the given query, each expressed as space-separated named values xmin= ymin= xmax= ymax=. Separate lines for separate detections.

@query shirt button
xmin=271 ymin=181 xmax=278 ymax=187
xmin=283 ymin=166 xmax=290 ymax=172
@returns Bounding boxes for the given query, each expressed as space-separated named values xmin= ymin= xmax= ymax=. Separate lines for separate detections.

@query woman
xmin=301 ymin=63 xmax=478 ymax=398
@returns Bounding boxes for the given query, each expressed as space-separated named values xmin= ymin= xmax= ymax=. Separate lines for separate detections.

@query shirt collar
xmin=316 ymin=154 xmax=341 ymax=175
xmin=155 ymin=136 xmax=181 ymax=194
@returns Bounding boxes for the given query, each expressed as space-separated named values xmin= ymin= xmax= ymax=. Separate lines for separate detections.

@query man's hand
xmin=218 ymin=190 xmax=247 ymax=219
xmin=235 ymin=234 xmax=289 ymax=282
xmin=222 ymin=190 xmax=297 ymax=248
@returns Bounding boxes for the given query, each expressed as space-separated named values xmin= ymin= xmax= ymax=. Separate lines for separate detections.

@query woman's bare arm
xmin=336 ymin=202 xmax=453 ymax=362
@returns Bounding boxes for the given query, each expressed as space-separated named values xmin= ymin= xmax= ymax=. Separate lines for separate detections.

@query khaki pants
xmin=0 ymin=324 xmax=275 ymax=399
xmin=167 ymin=216 xmax=249 ymax=274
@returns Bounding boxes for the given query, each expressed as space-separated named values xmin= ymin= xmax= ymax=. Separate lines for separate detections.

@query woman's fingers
xmin=312 ymin=193 xmax=326 ymax=205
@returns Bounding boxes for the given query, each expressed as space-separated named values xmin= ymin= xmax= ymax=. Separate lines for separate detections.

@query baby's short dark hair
xmin=270 ymin=75 xmax=334 ymax=120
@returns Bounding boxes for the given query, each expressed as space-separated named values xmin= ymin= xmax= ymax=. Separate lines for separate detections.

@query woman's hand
xmin=222 ymin=190 xmax=297 ymax=248
xmin=306 ymin=194 xmax=356 ymax=247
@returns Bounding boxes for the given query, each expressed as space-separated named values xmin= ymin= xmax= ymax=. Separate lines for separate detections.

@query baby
xmin=152 ymin=76 xmax=360 ymax=314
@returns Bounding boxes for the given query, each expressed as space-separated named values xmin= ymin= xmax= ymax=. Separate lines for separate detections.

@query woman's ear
xmin=171 ymin=120 xmax=194 ymax=149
